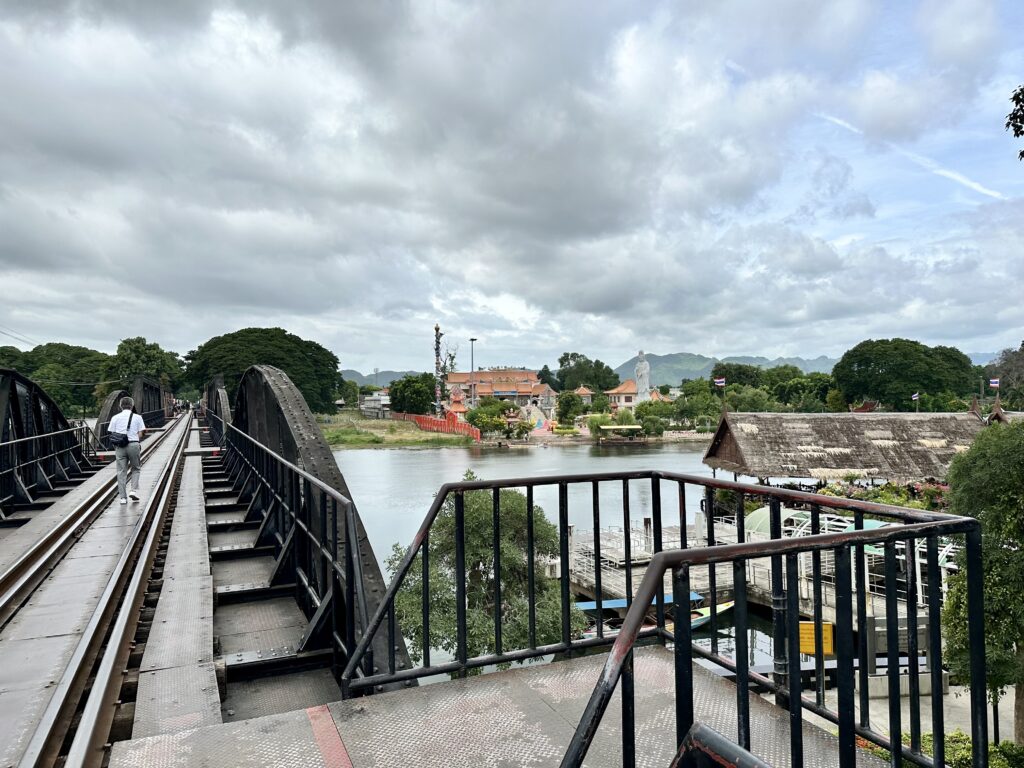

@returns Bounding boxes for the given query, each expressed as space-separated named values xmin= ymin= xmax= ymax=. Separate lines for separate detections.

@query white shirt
xmin=109 ymin=409 xmax=146 ymax=442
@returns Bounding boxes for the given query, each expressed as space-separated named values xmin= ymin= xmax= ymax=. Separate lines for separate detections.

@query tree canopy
xmin=943 ymin=422 xmax=1024 ymax=743
xmin=1008 ymin=84 xmax=1024 ymax=162
xmin=538 ymin=364 xmax=558 ymax=390
xmin=104 ymin=336 xmax=183 ymax=393
xmin=832 ymin=338 xmax=974 ymax=411
xmin=556 ymin=352 xmax=619 ymax=392
xmin=989 ymin=340 xmax=1024 ymax=409
xmin=184 ymin=327 xmax=340 ymax=412
xmin=386 ymin=471 xmax=586 ymax=666
xmin=2 ymin=342 xmax=112 ymax=416
xmin=388 ymin=373 xmax=436 ymax=415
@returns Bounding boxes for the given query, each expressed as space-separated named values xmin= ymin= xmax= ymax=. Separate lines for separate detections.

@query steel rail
xmin=0 ymin=417 xmax=182 ymax=627
xmin=16 ymin=414 xmax=190 ymax=767
xmin=64 ymin=412 xmax=191 ymax=767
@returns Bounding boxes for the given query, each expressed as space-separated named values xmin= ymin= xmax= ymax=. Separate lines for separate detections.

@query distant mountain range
xmin=612 ymin=352 xmax=838 ymax=387
xmin=341 ymin=369 xmax=424 ymax=387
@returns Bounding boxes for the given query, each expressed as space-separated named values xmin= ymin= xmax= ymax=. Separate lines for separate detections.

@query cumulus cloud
xmin=0 ymin=0 xmax=1021 ymax=371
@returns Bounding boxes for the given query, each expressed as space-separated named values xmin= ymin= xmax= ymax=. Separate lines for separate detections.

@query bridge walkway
xmin=0 ymin=415 xmax=190 ymax=767
xmin=110 ymin=644 xmax=885 ymax=767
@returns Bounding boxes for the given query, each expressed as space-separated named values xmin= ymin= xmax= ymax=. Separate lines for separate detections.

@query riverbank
xmin=319 ymin=413 xmax=714 ymax=449
xmin=319 ymin=413 xmax=474 ymax=448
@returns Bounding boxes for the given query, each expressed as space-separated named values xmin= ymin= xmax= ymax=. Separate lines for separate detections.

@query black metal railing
xmin=200 ymin=409 xmax=374 ymax=672
xmin=1 ymin=424 xmax=98 ymax=513
xmin=338 ymin=470 xmax=987 ymax=768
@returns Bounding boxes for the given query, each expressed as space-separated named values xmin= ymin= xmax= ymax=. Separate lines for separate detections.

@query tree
xmin=710 ymin=362 xmax=764 ymax=389
xmin=590 ymin=393 xmax=611 ymax=413
xmin=556 ymin=352 xmax=619 ymax=392
xmin=634 ymin=400 xmax=675 ymax=422
xmin=943 ymin=422 xmax=1024 ymax=743
xmin=15 ymin=343 xmax=111 ymax=415
xmin=825 ymin=388 xmax=848 ymax=412
xmin=339 ymin=379 xmax=360 ymax=407
xmin=832 ymin=338 xmax=974 ymax=411
xmin=538 ymin=365 xmax=558 ymax=391
xmin=989 ymin=341 xmax=1024 ymax=409
xmin=385 ymin=471 xmax=587 ymax=666
xmin=105 ymin=337 xmax=183 ymax=389
xmin=466 ymin=398 xmax=520 ymax=434
xmin=1008 ymin=85 xmax=1024 ymax=161
xmin=0 ymin=346 xmax=23 ymax=369
xmin=724 ymin=384 xmax=782 ymax=412
xmin=555 ymin=392 xmax=585 ymax=424
xmin=184 ymin=327 xmax=339 ymax=412
xmin=762 ymin=365 xmax=804 ymax=390
xmin=658 ymin=384 xmax=671 ymax=396
xmin=389 ymin=373 xmax=435 ymax=415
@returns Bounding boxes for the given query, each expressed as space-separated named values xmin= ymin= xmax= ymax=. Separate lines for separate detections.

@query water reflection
xmin=334 ymin=442 xmax=716 ymax=568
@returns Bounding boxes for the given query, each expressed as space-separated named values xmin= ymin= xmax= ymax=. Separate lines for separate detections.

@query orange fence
xmin=392 ymin=411 xmax=481 ymax=442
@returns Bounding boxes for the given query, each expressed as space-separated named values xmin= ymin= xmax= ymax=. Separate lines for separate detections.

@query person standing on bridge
xmin=109 ymin=396 xmax=147 ymax=504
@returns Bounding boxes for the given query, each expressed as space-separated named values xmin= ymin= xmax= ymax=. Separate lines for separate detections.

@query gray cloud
xmin=0 ymin=1 xmax=1021 ymax=372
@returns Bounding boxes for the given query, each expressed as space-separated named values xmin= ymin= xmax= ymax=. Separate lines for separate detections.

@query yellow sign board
xmin=799 ymin=621 xmax=835 ymax=656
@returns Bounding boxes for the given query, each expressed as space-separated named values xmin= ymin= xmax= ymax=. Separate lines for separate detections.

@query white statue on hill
xmin=635 ymin=351 xmax=650 ymax=403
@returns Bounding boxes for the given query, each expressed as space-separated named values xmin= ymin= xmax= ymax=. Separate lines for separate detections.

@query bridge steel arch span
xmin=203 ymin=375 xmax=232 ymax=445
xmin=95 ymin=375 xmax=169 ymax=445
xmin=0 ymin=368 xmax=95 ymax=514
xmin=226 ymin=365 xmax=411 ymax=686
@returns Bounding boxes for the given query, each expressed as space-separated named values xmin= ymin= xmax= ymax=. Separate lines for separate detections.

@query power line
xmin=0 ymin=327 xmax=36 ymax=346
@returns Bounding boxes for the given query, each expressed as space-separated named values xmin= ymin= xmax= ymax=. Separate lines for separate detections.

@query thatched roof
xmin=702 ymin=411 xmax=985 ymax=483
xmin=988 ymin=397 xmax=1024 ymax=425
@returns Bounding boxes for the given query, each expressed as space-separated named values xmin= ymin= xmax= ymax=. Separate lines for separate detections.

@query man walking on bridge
xmin=109 ymin=396 xmax=147 ymax=504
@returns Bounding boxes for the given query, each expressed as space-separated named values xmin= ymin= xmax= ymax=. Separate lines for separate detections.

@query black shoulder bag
xmin=107 ymin=409 xmax=135 ymax=449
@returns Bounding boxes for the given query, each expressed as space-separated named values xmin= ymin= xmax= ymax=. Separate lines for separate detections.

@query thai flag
xmin=714 ymin=377 xmax=726 ymax=387
xmin=990 ymin=378 xmax=1000 ymax=388
xmin=911 ymin=392 xmax=920 ymax=401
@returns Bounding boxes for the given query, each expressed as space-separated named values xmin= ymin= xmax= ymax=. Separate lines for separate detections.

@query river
xmin=333 ymin=442 xmax=713 ymax=561
xmin=333 ymin=441 xmax=779 ymax=668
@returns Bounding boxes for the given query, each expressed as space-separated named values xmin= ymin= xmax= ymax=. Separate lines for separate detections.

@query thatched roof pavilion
xmin=702 ymin=411 xmax=986 ymax=483
xmin=988 ymin=397 xmax=1023 ymax=425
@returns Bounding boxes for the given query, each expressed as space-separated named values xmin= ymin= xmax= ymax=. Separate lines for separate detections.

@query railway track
xmin=0 ymin=413 xmax=192 ymax=767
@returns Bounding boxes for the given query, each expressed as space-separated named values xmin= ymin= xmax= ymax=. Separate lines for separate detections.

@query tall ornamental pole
xmin=434 ymin=323 xmax=444 ymax=418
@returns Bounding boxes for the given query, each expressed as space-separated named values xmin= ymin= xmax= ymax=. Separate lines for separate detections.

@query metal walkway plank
xmin=133 ymin=662 xmax=222 ymax=738
xmin=104 ymin=646 xmax=886 ymax=768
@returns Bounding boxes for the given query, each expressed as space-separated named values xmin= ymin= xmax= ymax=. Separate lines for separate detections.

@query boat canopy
xmin=575 ymin=592 xmax=703 ymax=612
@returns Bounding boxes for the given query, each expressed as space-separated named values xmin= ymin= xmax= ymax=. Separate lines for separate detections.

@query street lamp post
xmin=469 ymin=337 xmax=478 ymax=408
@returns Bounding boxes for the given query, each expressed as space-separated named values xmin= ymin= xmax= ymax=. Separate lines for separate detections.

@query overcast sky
xmin=0 ymin=1 xmax=1021 ymax=373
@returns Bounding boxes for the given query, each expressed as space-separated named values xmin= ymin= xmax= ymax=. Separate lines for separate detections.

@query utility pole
xmin=470 ymin=337 xmax=478 ymax=408
xmin=434 ymin=324 xmax=444 ymax=418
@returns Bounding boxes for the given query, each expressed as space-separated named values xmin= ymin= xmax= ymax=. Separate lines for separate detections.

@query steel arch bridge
xmin=0 ymin=368 xmax=96 ymax=515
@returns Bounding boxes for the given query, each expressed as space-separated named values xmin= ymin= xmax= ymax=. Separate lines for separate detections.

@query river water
xmin=333 ymin=442 xmax=778 ymax=667
xmin=333 ymin=442 xmax=713 ymax=561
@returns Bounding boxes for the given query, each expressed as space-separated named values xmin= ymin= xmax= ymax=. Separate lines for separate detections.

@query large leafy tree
xmin=105 ymin=337 xmax=183 ymax=391
xmin=988 ymin=341 xmax=1024 ymax=409
xmin=389 ymin=373 xmax=436 ymax=415
xmin=555 ymin=391 xmax=585 ymax=423
xmin=944 ymin=422 xmax=1024 ymax=743
xmin=184 ymin=327 xmax=339 ymax=412
xmin=710 ymin=362 xmax=764 ymax=389
xmin=832 ymin=338 xmax=974 ymax=410
xmin=386 ymin=471 xmax=587 ymax=667
xmin=9 ymin=342 xmax=112 ymax=416
xmin=538 ymin=364 xmax=558 ymax=390
xmin=556 ymin=352 xmax=619 ymax=392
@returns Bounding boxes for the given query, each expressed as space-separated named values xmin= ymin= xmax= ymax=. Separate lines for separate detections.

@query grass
xmin=318 ymin=411 xmax=474 ymax=448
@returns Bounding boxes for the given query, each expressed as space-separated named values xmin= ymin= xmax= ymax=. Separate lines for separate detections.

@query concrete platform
xmin=109 ymin=646 xmax=885 ymax=767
